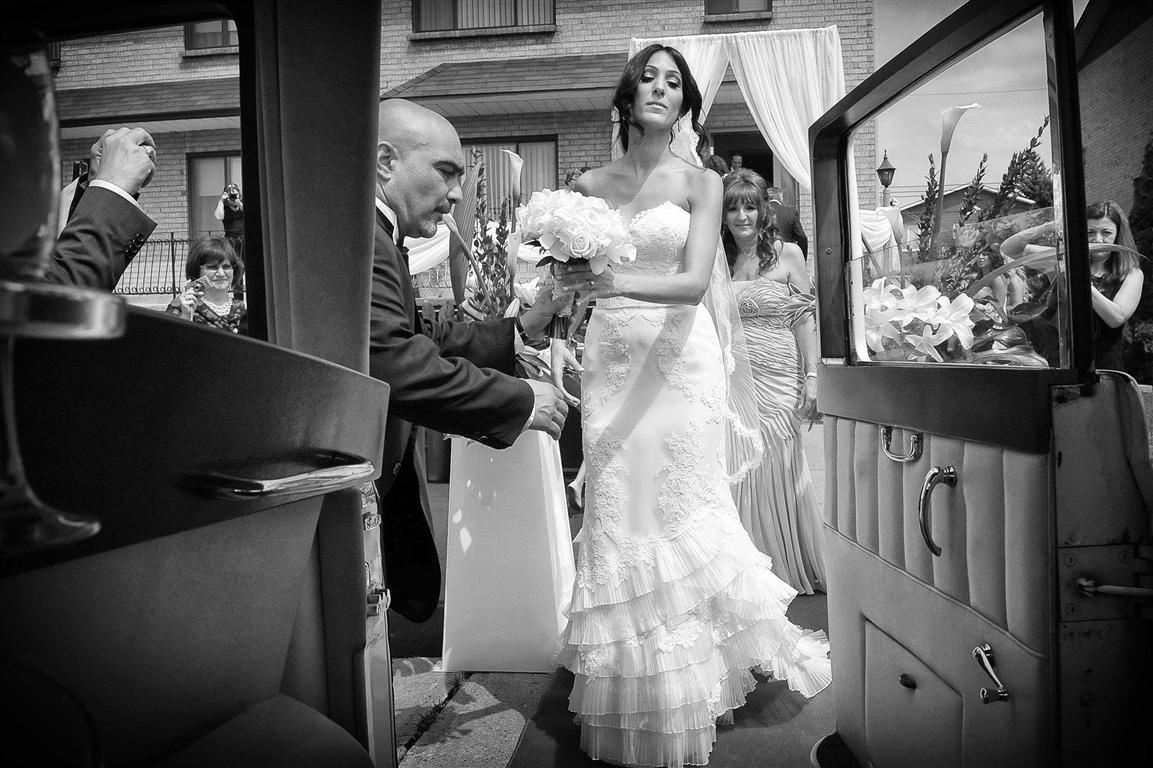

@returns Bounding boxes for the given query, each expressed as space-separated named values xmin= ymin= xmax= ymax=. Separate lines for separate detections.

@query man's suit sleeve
xmin=790 ymin=206 xmax=809 ymax=258
xmin=369 ymin=237 xmax=533 ymax=448
xmin=44 ymin=186 xmax=156 ymax=290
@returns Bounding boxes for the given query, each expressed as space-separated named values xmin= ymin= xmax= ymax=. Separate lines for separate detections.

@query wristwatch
xmin=515 ymin=315 xmax=551 ymax=350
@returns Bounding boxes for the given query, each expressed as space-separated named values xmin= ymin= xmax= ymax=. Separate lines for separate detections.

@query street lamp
xmin=876 ymin=150 xmax=896 ymax=206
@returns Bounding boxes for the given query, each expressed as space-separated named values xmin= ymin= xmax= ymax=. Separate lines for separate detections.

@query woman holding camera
xmin=166 ymin=236 xmax=247 ymax=334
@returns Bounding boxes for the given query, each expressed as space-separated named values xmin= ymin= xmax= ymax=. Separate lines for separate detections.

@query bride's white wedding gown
xmin=559 ymin=201 xmax=831 ymax=768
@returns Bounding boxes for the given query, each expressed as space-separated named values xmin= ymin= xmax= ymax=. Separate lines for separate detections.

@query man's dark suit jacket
xmin=371 ymin=210 xmax=533 ymax=622
xmin=45 ymin=185 xmax=156 ymax=290
xmin=772 ymin=202 xmax=809 ymax=259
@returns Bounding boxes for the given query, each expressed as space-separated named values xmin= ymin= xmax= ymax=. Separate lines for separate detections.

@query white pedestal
xmin=441 ymin=432 xmax=575 ymax=673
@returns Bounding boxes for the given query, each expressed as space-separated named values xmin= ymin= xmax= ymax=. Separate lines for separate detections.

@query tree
xmin=1131 ymin=133 xmax=1153 ymax=259
xmin=916 ymin=154 xmax=939 ymax=262
xmin=980 ymin=116 xmax=1050 ymax=221
xmin=1121 ymin=134 xmax=1153 ymax=382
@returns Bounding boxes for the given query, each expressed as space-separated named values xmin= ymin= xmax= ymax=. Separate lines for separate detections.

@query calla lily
xmin=940 ymin=103 xmax=980 ymax=156
xmin=500 ymin=149 xmax=524 ymax=212
xmin=932 ymin=103 xmax=980 ymax=257
xmin=448 ymin=159 xmax=484 ymax=306
xmin=444 ymin=212 xmax=486 ymax=307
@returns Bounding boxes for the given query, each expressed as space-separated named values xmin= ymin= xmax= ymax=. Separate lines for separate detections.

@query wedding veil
xmin=671 ymin=115 xmax=764 ymax=484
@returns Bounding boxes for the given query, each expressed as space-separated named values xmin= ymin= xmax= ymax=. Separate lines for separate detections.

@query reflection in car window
xmin=849 ymin=10 xmax=1064 ymax=367
xmin=50 ymin=21 xmax=248 ymax=334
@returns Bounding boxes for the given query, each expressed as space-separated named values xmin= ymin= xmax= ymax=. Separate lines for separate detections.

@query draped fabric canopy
xmin=618 ymin=28 xmax=846 ymax=191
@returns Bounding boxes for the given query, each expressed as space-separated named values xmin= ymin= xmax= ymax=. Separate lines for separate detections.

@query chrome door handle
xmin=972 ymin=643 xmax=1010 ymax=703
xmin=1076 ymin=577 xmax=1153 ymax=599
xmin=881 ymin=425 xmax=922 ymax=463
xmin=187 ymin=451 xmax=376 ymax=500
xmin=918 ymin=465 xmax=956 ymax=556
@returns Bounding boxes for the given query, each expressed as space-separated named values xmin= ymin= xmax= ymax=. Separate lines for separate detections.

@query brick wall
xmin=61 ymin=128 xmax=242 ymax=237
xmin=1079 ymin=14 xmax=1153 ymax=212
xmin=381 ymin=0 xmax=873 ymax=238
xmin=381 ymin=0 xmax=871 ymax=90
xmin=54 ymin=25 xmax=238 ymax=90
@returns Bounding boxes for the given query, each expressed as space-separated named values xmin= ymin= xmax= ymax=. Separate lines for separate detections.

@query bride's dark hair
xmin=612 ymin=44 xmax=709 ymax=162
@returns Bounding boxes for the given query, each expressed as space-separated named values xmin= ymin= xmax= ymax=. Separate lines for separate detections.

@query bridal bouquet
xmin=517 ymin=189 xmax=636 ymax=318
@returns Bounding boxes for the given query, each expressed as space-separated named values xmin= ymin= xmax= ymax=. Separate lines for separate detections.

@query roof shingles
xmin=383 ymin=53 xmax=626 ymax=99
xmin=56 ymin=78 xmax=240 ymax=125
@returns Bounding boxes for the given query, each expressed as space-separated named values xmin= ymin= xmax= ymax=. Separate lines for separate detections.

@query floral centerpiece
xmin=862 ymin=277 xmax=1048 ymax=365
xmin=516 ymin=188 xmax=636 ymax=335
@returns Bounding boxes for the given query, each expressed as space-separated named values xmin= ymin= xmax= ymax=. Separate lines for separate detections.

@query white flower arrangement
xmin=863 ymin=277 xmax=975 ymax=362
xmin=516 ymin=189 xmax=636 ymax=275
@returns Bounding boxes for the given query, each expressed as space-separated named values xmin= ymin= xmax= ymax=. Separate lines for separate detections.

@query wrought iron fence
xmin=113 ymin=232 xmax=190 ymax=296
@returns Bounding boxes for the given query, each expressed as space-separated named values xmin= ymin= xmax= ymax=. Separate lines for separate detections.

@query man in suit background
xmin=766 ymin=185 xmax=809 ymax=260
xmin=371 ymin=98 xmax=570 ymax=621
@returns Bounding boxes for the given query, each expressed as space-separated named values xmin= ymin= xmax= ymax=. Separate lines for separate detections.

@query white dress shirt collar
xmin=374 ymin=198 xmax=402 ymax=245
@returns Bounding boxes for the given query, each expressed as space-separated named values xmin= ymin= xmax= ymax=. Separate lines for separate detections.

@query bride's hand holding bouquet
xmin=517 ymin=188 xmax=636 ymax=399
xmin=517 ymin=188 xmax=636 ymax=316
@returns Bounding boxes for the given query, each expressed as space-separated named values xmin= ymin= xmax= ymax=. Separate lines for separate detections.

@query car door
xmin=810 ymin=1 xmax=1152 ymax=765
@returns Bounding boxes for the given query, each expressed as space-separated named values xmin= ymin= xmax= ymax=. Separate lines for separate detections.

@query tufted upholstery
xmin=824 ymin=418 xmax=1053 ymax=653
xmin=822 ymin=370 xmax=1153 ymax=766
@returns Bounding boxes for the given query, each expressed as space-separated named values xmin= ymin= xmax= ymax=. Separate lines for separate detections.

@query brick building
xmin=1075 ymin=2 xmax=1153 ymax=212
xmin=381 ymin=0 xmax=876 ymax=237
xmin=52 ymin=2 xmax=875 ymax=241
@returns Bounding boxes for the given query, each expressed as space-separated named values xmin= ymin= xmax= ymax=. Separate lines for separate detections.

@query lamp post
xmin=876 ymin=150 xmax=896 ymax=207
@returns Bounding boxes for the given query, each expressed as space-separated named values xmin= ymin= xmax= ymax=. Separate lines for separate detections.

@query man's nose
xmin=447 ymin=180 xmax=462 ymax=205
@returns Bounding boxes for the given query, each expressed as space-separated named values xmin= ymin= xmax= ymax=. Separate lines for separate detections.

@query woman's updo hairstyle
xmin=612 ymin=44 xmax=709 ymax=162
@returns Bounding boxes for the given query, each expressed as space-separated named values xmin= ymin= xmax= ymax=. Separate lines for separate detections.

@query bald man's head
xmin=376 ymin=99 xmax=465 ymax=240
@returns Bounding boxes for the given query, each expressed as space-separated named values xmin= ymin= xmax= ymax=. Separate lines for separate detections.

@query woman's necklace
xmin=202 ymin=294 xmax=232 ymax=316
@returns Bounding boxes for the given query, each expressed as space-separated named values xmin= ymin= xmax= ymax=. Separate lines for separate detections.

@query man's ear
xmin=377 ymin=141 xmax=398 ymax=181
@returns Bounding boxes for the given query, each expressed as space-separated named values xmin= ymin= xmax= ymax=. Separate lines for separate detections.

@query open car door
xmin=810 ymin=1 xmax=1152 ymax=765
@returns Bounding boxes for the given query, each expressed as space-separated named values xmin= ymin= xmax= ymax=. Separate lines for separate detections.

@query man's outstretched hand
xmin=525 ymin=379 xmax=570 ymax=440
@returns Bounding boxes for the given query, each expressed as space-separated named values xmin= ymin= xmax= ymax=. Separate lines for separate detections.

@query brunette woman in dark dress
xmin=1001 ymin=200 xmax=1142 ymax=369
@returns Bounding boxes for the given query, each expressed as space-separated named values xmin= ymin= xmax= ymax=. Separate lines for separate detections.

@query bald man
xmin=370 ymin=99 xmax=569 ymax=621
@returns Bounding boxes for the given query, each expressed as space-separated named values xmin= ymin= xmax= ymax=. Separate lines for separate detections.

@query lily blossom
xmin=902 ymin=284 xmax=943 ymax=325
xmin=908 ymin=324 xmax=950 ymax=362
xmin=940 ymin=103 xmax=981 ymax=156
xmin=932 ymin=293 xmax=976 ymax=349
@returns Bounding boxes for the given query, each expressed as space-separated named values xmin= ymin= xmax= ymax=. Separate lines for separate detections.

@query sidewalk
xmin=390 ymin=423 xmax=827 ymax=768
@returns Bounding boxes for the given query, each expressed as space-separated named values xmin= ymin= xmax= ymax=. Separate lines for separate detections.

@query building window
xmin=705 ymin=0 xmax=770 ymax=14
xmin=184 ymin=19 xmax=238 ymax=50
xmin=414 ymin=0 xmax=555 ymax=33
xmin=463 ymin=139 xmax=556 ymax=214
xmin=189 ymin=154 xmax=242 ymax=238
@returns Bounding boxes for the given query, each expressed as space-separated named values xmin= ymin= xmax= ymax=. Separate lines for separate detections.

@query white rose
xmin=564 ymin=230 xmax=597 ymax=261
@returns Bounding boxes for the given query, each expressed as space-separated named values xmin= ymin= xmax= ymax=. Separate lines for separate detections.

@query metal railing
xmin=114 ymin=233 xmax=191 ymax=296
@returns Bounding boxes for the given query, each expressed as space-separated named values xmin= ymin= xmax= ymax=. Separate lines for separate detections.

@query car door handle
xmin=186 ymin=451 xmax=376 ymax=500
xmin=881 ymin=425 xmax=923 ymax=463
xmin=918 ymin=465 xmax=956 ymax=556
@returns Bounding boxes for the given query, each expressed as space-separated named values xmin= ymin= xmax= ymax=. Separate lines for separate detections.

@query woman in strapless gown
xmin=553 ymin=45 xmax=830 ymax=768
xmin=722 ymin=170 xmax=826 ymax=595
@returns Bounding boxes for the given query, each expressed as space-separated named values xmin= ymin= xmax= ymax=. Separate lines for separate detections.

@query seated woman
xmin=1001 ymin=200 xmax=1142 ymax=369
xmin=166 ymin=236 xmax=247 ymax=334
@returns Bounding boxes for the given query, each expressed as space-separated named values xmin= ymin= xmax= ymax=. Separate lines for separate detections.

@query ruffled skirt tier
xmin=560 ymin=509 xmax=831 ymax=768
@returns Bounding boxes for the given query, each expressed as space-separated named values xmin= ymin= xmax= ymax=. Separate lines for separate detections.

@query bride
xmin=554 ymin=44 xmax=831 ymax=768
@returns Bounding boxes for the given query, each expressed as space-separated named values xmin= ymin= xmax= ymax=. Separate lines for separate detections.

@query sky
xmin=873 ymin=0 xmax=1089 ymax=206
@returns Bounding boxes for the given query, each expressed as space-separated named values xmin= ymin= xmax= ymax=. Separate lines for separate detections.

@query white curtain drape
xmin=620 ymin=28 xmax=845 ymax=191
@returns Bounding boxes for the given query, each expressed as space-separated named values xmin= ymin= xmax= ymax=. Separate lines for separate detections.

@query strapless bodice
xmin=598 ymin=201 xmax=689 ymax=310
xmin=734 ymin=278 xmax=815 ymax=329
